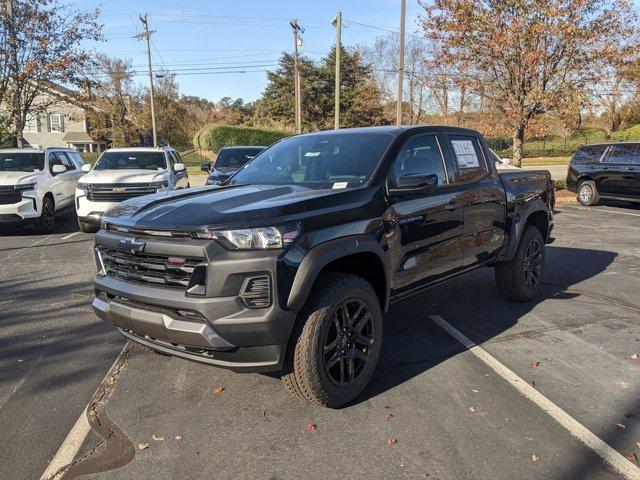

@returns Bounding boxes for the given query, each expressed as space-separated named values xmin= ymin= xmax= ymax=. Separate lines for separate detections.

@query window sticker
xmin=332 ymin=182 xmax=348 ymax=189
xmin=451 ymin=140 xmax=480 ymax=168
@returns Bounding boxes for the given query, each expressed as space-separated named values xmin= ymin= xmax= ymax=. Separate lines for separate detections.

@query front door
xmin=443 ymin=133 xmax=506 ymax=267
xmin=385 ymin=133 xmax=465 ymax=297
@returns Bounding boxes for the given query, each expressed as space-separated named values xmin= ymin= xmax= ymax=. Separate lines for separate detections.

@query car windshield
xmin=0 ymin=152 xmax=45 ymax=172
xmin=229 ymin=133 xmax=394 ymax=188
xmin=216 ymin=148 xmax=264 ymax=169
xmin=94 ymin=151 xmax=167 ymax=170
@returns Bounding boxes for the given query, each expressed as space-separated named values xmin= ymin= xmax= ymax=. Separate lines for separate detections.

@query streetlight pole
xmin=290 ymin=19 xmax=303 ymax=134
xmin=136 ymin=13 xmax=158 ymax=147
xmin=332 ymin=12 xmax=342 ymax=129
xmin=396 ymin=0 xmax=406 ymax=126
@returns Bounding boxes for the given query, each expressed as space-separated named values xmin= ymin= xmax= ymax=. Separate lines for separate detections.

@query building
xmin=21 ymin=83 xmax=110 ymax=153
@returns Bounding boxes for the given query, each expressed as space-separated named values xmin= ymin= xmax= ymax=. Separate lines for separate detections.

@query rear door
xmin=443 ymin=133 xmax=506 ymax=268
xmin=596 ymin=144 xmax=637 ymax=198
xmin=385 ymin=132 xmax=465 ymax=296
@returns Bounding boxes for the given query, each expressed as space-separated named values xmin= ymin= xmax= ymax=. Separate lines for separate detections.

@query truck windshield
xmin=94 ymin=151 xmax=167 ymax=170
xmin=216 ymin=148 xmax=264 ymax=169
xmin=229 ymin=133 xmax=394 ymax=188
xmin=0 ymin=152 xmax=45 ymax=172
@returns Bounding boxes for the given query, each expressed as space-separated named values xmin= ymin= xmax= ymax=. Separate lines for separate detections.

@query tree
xmin=420 ymin=0 xmax=638 ymax=166
xmin=0 ymin=0 xmax=101 ymax=146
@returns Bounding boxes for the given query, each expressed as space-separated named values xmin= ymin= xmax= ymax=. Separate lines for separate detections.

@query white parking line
xmin=61 ymin=232 xmax=80 ymax=240
xmin=40 ymin=345 xmax=129 ymax=480
xmin=429 ymin=315 xmax=640 ymax=480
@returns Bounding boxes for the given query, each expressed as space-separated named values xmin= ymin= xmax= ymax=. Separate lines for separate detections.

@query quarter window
xmin=448 ymin=135 xmax=488 ymax=183
xmin=389 ymin=135 xmax=448 ymax=187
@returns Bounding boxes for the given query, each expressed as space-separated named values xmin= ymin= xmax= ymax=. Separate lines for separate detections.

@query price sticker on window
xmin=451 ymin=140 xmax=480 ymax=168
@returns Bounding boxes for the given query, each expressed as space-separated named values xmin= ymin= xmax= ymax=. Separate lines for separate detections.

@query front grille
xmin=97 ymin=246 xmax=204 ymax=290
xmin=0 ymin=186 xmax=21 ymax=205
xmin=86 ymin=183 xmax=157 ymax=202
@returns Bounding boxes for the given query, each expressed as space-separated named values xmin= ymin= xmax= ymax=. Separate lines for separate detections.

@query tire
xmin=35 ymin=196 xmax=56 ymax=234
xmin=281 ymin=273 xmax=383 ymax=408
xmin=78 ymin=221 xmax=99 ymax=233
xmin=495 ymin=225 xmax=545 ymax=302
xmin=577 ymin=180 xmax=599 ymax=206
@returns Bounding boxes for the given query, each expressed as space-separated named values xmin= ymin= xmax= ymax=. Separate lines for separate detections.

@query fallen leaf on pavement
xmin=213 ymin=386 xmax=225 ymax=396
xmin=631 ymin=353 xmax=639 ymax=360
xmin=637 ymin=442 xmax=640 ymax=450
xmin=472 ymin=389 xmax=479 ymax=393
xmin=505 ymin=418 xmax=511 ymax=423
xmin=531 ymin=454 xmax=539 ymax=462
xmin=138 ymin=443 xmax=149 ymax=450
xmin=384 ymin=413 xmax=394 ymax=421
xmin=387 ymin=438 xmax=398 ymax=445
xmin=152 ymin=435 xmax=164 ymax=441
xmin=306 ymin=423 xmax=317 ymax=432
xmin=531 ymin=381 xmax=536 ymax=388
xmin=530 ymin=361 xmax=541 ymax=368
xmin=628 ymin=452 xmax=638 ymax=463
xmin=624 ymin=413 xmax=635 ymax=418
xmin=525 ymin=437 xmax=534 ymax=442
xmin=175 ymin=435 xmax=183 ymax=441
xmin=469 ymin=406 xmax=476 ymax=413
xmin=615 ymin=423 xmax=626 ymax=430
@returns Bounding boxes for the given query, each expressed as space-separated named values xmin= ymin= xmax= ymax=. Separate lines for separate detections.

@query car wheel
xmin=281 ymin=273 xmax=383 ymax=408
xmin=35 ymin=196 xmax=56 ymax=233
xmin=577 ymin=180 xmax=599 ymax=206
xmin=495 ymin=225 xmax=545 ymax=302
xmin=78 ymin=221 xmax=99 ymax=233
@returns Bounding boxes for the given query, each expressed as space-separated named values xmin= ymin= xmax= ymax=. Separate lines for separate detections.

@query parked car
xmin=201 ymin=146 xmax=266 ymax=185
xmin=75 ymin=147 xmax=189 ymax=233
xmin=91 ymin=126 xmax=554 ymax=408
xmin=566 ymin=142 xmax=640 ymax=206
xmin=0 ymin=148 xmax=85 ymax=233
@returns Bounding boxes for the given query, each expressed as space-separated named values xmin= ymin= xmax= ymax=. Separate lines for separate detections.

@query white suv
xmin=0 ymin=148 xmax=85 ymax=233
xmin=75 ymin=147 xmax=189 ymax=232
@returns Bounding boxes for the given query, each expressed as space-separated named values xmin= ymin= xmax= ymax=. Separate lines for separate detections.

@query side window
xmin=56 ymin=152 xmax=75 ymax=170
xmin=603 ymin=144 xmax=637 ymax=164
xmin=389 ymin=135 xmax=447 ymax=187
xmin=166 ymin=152 xmax=175 ymax=170
xmin=49 ymin=152 xmax=64 ymax=174
xmin=448 ymin=135 xmax=488 ymax=183
xmin=70 ymin=151 xmax=85 ymax=169
xmin=170 ymin=151 xmax=182 ymax=167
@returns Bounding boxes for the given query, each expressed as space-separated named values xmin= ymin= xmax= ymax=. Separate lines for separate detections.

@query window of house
xmin=25 ymin=115 xmax=39 ymax=132
xmin=49 ymin=114 xmax=64 ymax=132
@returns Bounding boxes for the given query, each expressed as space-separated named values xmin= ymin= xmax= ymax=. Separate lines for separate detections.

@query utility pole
xmin=6 ymin=0 xmax=21 ymax=147
xmin=136 ymin=13 xmax=158 ymax=147
xmin=332 ymin=12 xmax=342 ymax=129
xmin=396 ymin=0 xmax=406 ymax=126
xmin=290 ymin=19 xmax=303 ymax=134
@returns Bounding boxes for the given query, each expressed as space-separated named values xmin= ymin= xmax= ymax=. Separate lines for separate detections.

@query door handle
xmin=445 ymin=202 xmax=462 ymax=211
xmin=626 ymin=167 xmax=635 ymax=171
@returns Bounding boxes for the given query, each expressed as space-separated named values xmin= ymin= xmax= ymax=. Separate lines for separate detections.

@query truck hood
xmin=80 ymin=169 xmax=167 ymax=185
xmin=102 ymin=184 xmax=375 ymax=231
xmin=0 ymin=171 xmax=41 ymax=186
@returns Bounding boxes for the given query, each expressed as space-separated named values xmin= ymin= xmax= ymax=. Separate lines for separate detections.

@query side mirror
xmin=81 ymin=164 xmax=91 ymax=173
xmin=388 ymin=173 xmax=438 ymax=196
xmin=174 ymin=163 xmax=186 ymax=173
xmin=52 ymin=164 xmax=67 ymax=174
xmin=200 ymin=162 xmax=211 ymax=172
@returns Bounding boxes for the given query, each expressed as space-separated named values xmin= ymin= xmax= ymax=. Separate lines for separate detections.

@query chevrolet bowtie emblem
xmin=118 ymin=237 xmax=145 ymax=253
xmin=113 ymin=187 xmax=126 ymax=193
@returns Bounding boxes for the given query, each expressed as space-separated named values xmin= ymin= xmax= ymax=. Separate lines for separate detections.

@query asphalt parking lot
xmin=1 ymin=198 xmax=640 ymax=479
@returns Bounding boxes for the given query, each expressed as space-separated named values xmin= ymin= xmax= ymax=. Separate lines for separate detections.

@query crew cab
xmin=201 ymin=145 xmax=266 ymax=186
xmin=0 ymin=148 xmax=85 ymax=233
xmin=566 ymin=142 xmax=640 ymax=206
xmin=91 ymin=126 xmax=554 ymax=408
xmin=76 ymin=147 xmax=189 ymax=232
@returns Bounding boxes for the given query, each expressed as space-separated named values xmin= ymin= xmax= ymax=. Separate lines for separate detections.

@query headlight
xmin=193 ymin=224 xmax=300 ymax=250
xmin=149 ymin=180 xmax=169 ymax=189
xmin=15 ymin=183 xmax=37 ymax=197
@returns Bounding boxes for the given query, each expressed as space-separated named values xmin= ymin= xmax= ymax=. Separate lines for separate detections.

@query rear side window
xmin=571 ymin=146 xmax=606 ymax=165
xmin=448 ymin=135 xmax=488 ymax=183
xmin=603 ymin=144 xmax=639 ymax=164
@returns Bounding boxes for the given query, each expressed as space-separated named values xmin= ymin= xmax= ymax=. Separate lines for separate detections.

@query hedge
xmin=193 ymin=124 xmax=292 ymax=152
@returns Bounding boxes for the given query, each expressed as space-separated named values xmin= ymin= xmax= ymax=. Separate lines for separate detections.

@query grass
xmin=180 ymin=149 xmax=210 ymax=168
xmin=521 ymin=157 xmax=570 ymax=166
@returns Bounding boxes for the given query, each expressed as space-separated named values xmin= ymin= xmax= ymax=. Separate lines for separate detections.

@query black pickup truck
xmin=92 ymin=126 xmax=554 ymax=408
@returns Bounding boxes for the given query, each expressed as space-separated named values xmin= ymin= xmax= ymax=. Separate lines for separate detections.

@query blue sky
xmin=77 ymin=0 xmax=423 ymax=102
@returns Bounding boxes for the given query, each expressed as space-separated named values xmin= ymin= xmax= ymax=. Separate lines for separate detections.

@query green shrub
xmin=179 ymin=149 xmax=209 ymax=168
xmin=554 ymin=179 xmax=567 ymax=190
xmin=611 ymin=124 xmax=640 ymax=141
xmin=194 ymin=124 xmax=292 ymax=152
xmin=81 ymin=152 xmax=99 ymax=165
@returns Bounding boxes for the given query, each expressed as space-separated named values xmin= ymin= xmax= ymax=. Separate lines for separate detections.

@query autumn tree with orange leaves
xmin=420 ymin=0 xmax=638 ymax=166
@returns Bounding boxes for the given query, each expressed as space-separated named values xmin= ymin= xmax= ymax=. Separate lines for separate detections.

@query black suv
xmin=201 ymin=146 xmax=266 ymax=186
xmin=566 ymin=142 xmax=640 ymax=206
xmin=92 ymin=126 xmax=554 ymax=408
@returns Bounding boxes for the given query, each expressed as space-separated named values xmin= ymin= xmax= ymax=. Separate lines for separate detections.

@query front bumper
xmin=0 ymin=196 xmax=40 ymax=223
xmin=92 ymin=230 xmax=298 ymax=372
xmin=75 ymin=193 xmax=119 ymax=221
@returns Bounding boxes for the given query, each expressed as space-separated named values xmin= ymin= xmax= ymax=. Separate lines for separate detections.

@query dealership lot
xmin=1 ymin=201 xmax=640 ymax=479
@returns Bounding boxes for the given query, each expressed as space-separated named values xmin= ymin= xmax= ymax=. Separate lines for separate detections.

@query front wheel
xmin=281 ymin=273 xmax=383 ymax=408
xmin=577 ymin=180 xmax=599 ymax=206
xmin=495 ymin=225 xmax=545 ymax=302
xmin=35 ymin=196 xmax=56 ymax=234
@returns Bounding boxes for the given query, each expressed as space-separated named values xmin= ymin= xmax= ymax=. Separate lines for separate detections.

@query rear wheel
xmin=281 ymin=273 xmax=383 ymax=408
xmin=495 ymin=225 xmax=545 ymax=302
xmin=577 ymin=180 xmax=599 ymax=206
xmin=78 ymin=221 xmax=99 ymax=233
xmin=35 ymin=196 xmax=55 ymax=233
